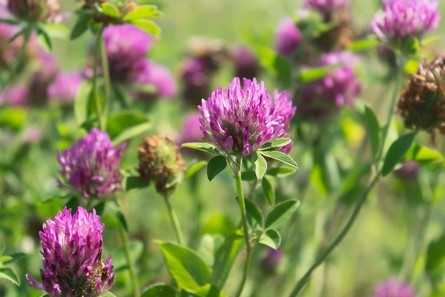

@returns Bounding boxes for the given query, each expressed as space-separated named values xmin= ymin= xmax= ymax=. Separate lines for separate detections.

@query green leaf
xmin=245 ymin=199 xmax=264 ymax=228
xmin=255 ymin=46 xmax=291 ymax=87
xmin=364 ymin=106 xmax=381 ymax=160
xmin=265 ymin=200 xmax=300 ymax=229
xmin=259 ymin=151 xmax=298 ymax=169
xmin=408 ymin=144 xmax=444 ymax=164
xmin=241 ymin=171 xmax=256 ymax=181
xmin=124 ymin=176 xmax=150 ymax=191
xmin=426 ymin=234 xmax=445 ymax=276
xmin=194 ymin=284 xmax=228 ymax=297
xmin=0 ymin=107 xmax=26 ymax=131
xmin=0 ymin=267 xmax=20 ymax=286
xmin=259 ymin=229 xmax=281 ymax=249
xmin=100 ymin=293 xmax=117 ymax=297
xmin=182 ymin=142 xmax=219 ymax=154
xmin=106 ymin=111 xmax=150 ymax=144
xmin=70 ymin=14 xmax=90 ymax=40
xmin=132 ymin=19 xmax=161 ymax=37
xmin=254 ymin=153 xmax=267 ymax=180
xmin=141 ymin=284 xmax=176 ymax=297
xmin=297 ymin=65 xmax=336 ymax=83
xmin=182 ymin=161 xmax=207 ymax=182
xmin=123 ymin=5 xmax=162 ymax=21
xmin=160 ymin=243 xmax=211 ymax=292
xmin=211 ymin=232 xmax=244 ymax=288
xmin=346 ymin=36 xmax=379 ymax=52
xmin=101 ymin=3 xmax=121 ymax=18
xmin=261 ymin=177 xmax=275 ymax=206
xmin=74 ymin=81 xmax=93 ymax=126
xmin=207 ymin=156 xmax=227 ymax=181
xmin=266 ymin=167 xmax=297 ymax=178
xmin=382 ymin=132 xmax=416 ymax=176
xmin=259 ymin=138 xmax=292 ymax=151
xmin=36 ymin=26 xmax=52 ymax=50
xmin=2 ymin=252 xmax=26 ymax=265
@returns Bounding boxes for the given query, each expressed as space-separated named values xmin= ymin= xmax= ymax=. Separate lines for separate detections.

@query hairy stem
xmin=118 ymin=225 xmax=140 ymax=297
xmin=234 ymin=162 xmax=252 ymax=297
xmin=163 ymin=195 xmax=185 ymax=245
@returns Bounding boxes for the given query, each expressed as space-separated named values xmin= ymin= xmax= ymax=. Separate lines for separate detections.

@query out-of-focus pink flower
xmin=275 ymin=18 xmax=302 ymax=57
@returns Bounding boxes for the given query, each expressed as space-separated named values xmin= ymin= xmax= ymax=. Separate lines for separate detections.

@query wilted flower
xmin=103 ymin=24 xmax=154 ymax=83
xmin=7 ymin=0 xmax=63 ymax=22
xmin=134 ymin=60 xmax=176 ymax=100
xmin=138 ymin=135 xmax=185 ymax=196
xmin=199 ymin=77 xmax=296 ymax=156
xmin=231 ymin=45 xmax=260 ymax=79
xmin=299 ymin=51 xmax=361 ymax=119
xmin=28 ymin=51 xmax=59 ymax=106
xmin=275 ymin=18 xmax=302 ymax=57
xmin=398 ymin=57 xmax=445 ymax=137
xmin=48 ymin=72 xmax=83 ymax=104
xmin=260 ymin=248 xmax=283 ymax=274
xmin=26 ymin=207 xmax=114 ymax=297
xmin=372 ymin=0 xmax=440 ymax=43
xmin=57 ymin=128 xmax=126 ymax=199
xmin=372 ymin=279 xmax=416 ymax=297
xmin=305 ymin=0 xmax=349 ymax=14
xmin=81 ymin=0 xmax=139 ymax=25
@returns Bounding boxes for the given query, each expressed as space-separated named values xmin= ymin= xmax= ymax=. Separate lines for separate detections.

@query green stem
xmin=234 ymin=164 xmax=252 ymax=297
xmin=289 ymin=173 xmax=380 ymax=297
xmin=100 ymin=36 xmax=111 ymax=126
xmin=1 ymin=26 xmax=32 ymax=92
xmin=375 ymin=68 xmax=403 ymax=167
xmin=118 ymin=225 xmax=140 ymax=297
xmin=93 ymin=27 xmax=106 ymax=131
xmin=163 ymin=195 xmax=185 ymax=245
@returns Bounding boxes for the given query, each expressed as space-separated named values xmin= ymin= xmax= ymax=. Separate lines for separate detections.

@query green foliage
xmin=265 ymin=200 xmax=300 ymax=229
xmin=259 ymin=229 xmax=281 ymax=249
xmin=382 ymin=132 xmax=416 ymax=176
xmin=207 ymin=156 xmax=227 ymax=181
xmin=141 ymin=284 xmax=177 ymax=297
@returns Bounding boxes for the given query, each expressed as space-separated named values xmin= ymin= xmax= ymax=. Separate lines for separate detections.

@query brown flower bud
xmin=7 ymin=0 xmax=62 ymax=22
xmin=138 ymin=135 xmax=185 ymax=196
xmin=398 ymin=57 xmax=445 ymax=139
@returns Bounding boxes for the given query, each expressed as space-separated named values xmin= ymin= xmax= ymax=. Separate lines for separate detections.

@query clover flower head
xmin=57 ymin=128 xmax=125 ymax=199
xmin=373 ymin=279 xmax=416 ymax=297
xmin=299 ymin=51 xmax=361 ymax=119
xmin=305 ymin=0 xmax=349 ymax=14
xmin=199 ymin=77 xmax=295 ymax=156
xmin=48 ymin=72 xmax=83 ymax=104
xmin=372 ymin=0 xmax=440 ymax=42
xmin=275 ymin=18 xmax=302 ymax=57
xmin=26 ymin=207 xmax=114 ymax=297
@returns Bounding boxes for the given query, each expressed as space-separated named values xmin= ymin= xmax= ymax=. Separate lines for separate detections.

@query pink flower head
xmin=305 ymin=0 xmax=349 ymax=14
xmin=299 ymin=51 xmax=361 ymax=119
xmin=199 ymin=77 xmax=296 ymax=156
xmin=103 ymin=24 xmax=154 ymax=83
xmin=275 ymin=18 xmax=302 ymax=57
xmin=57 ymin=129 xmax=125 ymax=199
xmin=135 ymin=60 xmax=176 ymax=100
xmin=373 ymin=279 xmax=416 ymax=297
xmin=26 ymin=207 xmax=114 ymax=297
xmin=48 ymin=72 xmax=83 ymax=104
xmin=372 ymin=0 xmax=440 ymax=42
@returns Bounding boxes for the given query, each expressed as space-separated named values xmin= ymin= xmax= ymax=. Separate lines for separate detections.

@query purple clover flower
xmin=48 ymin=72 xmax=83 ymax=104
xmin=372 ymin=0 xmax=440 ymax=42
xmin=26 ymin=207 xmax=114 ymax=297
xmin=178 ymin=113 xmax=203 ymax=144
xmin=199 ymin=77 xmax=296 ymax=156
xmin=103 ymin=24 xmax=154 ymax=83
xmin=299 ymin=51 xmax=361 ymax=119
xmin=260 ymin=248 xmax=283 ymax=274
xmin=0 ymin=85 xmax=28 ymax=106
xmin=134 ymin=60 xmax=176 ymax=100
xmin=373 ymin=279 xmax=416 ymax=297
xmin=305 ymin=0 xmax=349 ymax=14
xmin=272 ymin=90 xmax=296 ymax=153
xmin=231 ymin=45 xmax=260 ymax=79
xmin=57 ymin=128 xmax=126 ymax=199
xmin=275 ymin=18 xmax=302 ymax=57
